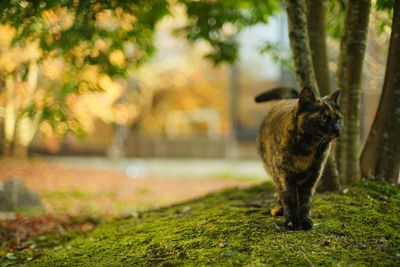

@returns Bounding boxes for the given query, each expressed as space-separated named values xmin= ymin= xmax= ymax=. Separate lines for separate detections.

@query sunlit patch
xmin=125 ymin=162 xmax=146 ymax=179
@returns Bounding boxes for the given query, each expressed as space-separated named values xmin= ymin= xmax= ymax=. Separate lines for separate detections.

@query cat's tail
xmin=254 ymin=87 xmax=299 ymax=103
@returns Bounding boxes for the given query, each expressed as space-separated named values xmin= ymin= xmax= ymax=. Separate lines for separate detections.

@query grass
xmin=1 ymin=180 xmax=400 ymax=266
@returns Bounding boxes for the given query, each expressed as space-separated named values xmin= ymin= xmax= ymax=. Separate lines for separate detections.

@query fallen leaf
xmin=6 ymin=253 xmax=17 ymax=260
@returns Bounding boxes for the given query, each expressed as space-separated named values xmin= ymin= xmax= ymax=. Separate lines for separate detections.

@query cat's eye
xmin=321 ymin=114 xmax=328 ymax=122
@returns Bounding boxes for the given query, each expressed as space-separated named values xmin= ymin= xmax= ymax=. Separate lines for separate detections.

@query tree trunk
xmin=4 ymin=74 xmax=17 ymax=155
xmin=306 ymin=0 xmax=340 ymax=191
xmin=306 ymin=0 xmax=330 ymax=96
xmin=335 ymin=5 xmax=350 ymax=181
xmin=336 ymin=0 xmax=371 ymax=185
xmin=360 ymin=0 xmax=400 ymax=183
xmin=285 ymin=0 xmax=319 ymax=96
xmin=2 ymin=62 xmax=39 ymax=158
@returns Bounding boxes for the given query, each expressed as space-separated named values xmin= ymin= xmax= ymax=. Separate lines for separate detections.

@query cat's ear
xmin=298 ymin=87 xmax=316 ymax=110
xmin=330 ymin=89 xmax=341 ymax=107
xmin=325 ymin=89 xmax=341 ymax=107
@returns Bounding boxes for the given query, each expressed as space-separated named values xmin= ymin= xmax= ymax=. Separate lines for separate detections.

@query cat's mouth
xmin=333 ymin=120 xmax=343 ymax=137
xmin=333 ymin=128 xmax=342 ymax=137
xmin=331 ymin=123 xmax=342 ymax=137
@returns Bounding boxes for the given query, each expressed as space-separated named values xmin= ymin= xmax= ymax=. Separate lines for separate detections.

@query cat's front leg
xmin=298 ymin=185 xmax=313 ymax=230
xmin=283 ymin=185 xmax=300 ymax=230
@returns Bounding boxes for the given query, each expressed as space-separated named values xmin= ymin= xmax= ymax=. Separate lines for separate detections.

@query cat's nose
xmin=333 ymin=122 xmax=341 ymax=137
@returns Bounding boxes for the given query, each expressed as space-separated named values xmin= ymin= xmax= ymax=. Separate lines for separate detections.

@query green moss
xmin=3 ymin=181 xmax=400 ymax=266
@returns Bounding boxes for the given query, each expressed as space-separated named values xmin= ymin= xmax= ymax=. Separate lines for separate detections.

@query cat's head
xmin=296 ymin=87 xmax=343 ymax=140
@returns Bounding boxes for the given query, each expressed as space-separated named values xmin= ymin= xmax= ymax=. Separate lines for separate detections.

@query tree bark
xmin=2 ymin=62 xmax=39 ymax=157
xmin=306 ymin=0 xmax=331 ymax=96
xmin=360 ymin=0 xmax=400 ymax=183
xmin=306 ymin=0 xmax=340 ymax=191
xmin=4 ymin=74 xmax=17 ymax=155
xmin=335 ymin=5 xmax=350 ymax=181
xmin=336 ymin=0 xmax=371 ymax=185
xmin=285 ymin=0 xmax=319 ymax=96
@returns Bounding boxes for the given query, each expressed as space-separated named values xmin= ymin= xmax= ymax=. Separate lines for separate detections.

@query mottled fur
xmin=256 ymin=87 xmax=343 ymax=230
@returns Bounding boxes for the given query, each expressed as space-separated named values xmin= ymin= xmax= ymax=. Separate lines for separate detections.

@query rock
xmin=0 ymin=177 xmax=44 ymax=212
xmin=322 ymin=239 xmax=331 ymax=246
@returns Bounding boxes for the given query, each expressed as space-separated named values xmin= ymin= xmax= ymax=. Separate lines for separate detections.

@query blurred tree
xmin=175 ymin=0 xmax=279 ymax=64
xmin=0 ymin=27 xmax=43 ymax=156
xmin=133 ymin=54 xmax=229 ymax=137
xmin=336 ymin=0 xmax=371 ymax=184
xmin=0 ymin=0 xmax=281 ymax=156
xmin=360 ymin=0 xmax=400 ymax=183
xmin=0 ymin=1 xmax=169 ymax=156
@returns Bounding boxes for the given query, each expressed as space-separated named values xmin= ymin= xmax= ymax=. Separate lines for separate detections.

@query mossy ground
xmin=2 ymin=180 xmax=400 ymax=266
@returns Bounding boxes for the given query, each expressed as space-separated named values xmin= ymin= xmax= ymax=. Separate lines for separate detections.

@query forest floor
xmin=0 ymin=156 xmax=257 ymax=265
xmin=1 ymin=178 xmax=400 ymax=266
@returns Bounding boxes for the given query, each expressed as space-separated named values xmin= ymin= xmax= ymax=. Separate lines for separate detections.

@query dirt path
xmin=0 ymin=157 xmax=258 ymax=216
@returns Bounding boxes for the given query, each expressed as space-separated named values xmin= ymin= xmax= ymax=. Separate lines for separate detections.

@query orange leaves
xmin=0 ymin=24 xmax=16 ymax=47
xmin=0 ymin=28 xmax=42 ymax=74
xmin=41 ymin=7 xmax=74 ymax=34
xmin=109 ymin=50 xmax=126 ymax=68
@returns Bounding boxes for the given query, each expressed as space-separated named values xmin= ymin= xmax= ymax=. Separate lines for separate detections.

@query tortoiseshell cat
xmin=256 ymin=87 xmax=342 ymax=230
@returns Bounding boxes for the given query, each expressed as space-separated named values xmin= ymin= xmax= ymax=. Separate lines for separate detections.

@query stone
xmin=0 ymin=177 xmax=44 ymax=212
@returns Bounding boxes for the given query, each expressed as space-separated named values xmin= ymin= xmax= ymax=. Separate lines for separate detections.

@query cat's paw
xmin=300 ymin=217 xmax=313 ymax=230
xmin=284 ymin=218 xmax=300 ymax=231
xmin=271 ymin=205 xmax=284 ymax=217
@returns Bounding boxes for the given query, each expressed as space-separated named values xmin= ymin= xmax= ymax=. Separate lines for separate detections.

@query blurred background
xmin=0 ymin=2 xmax=389 ymax=218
